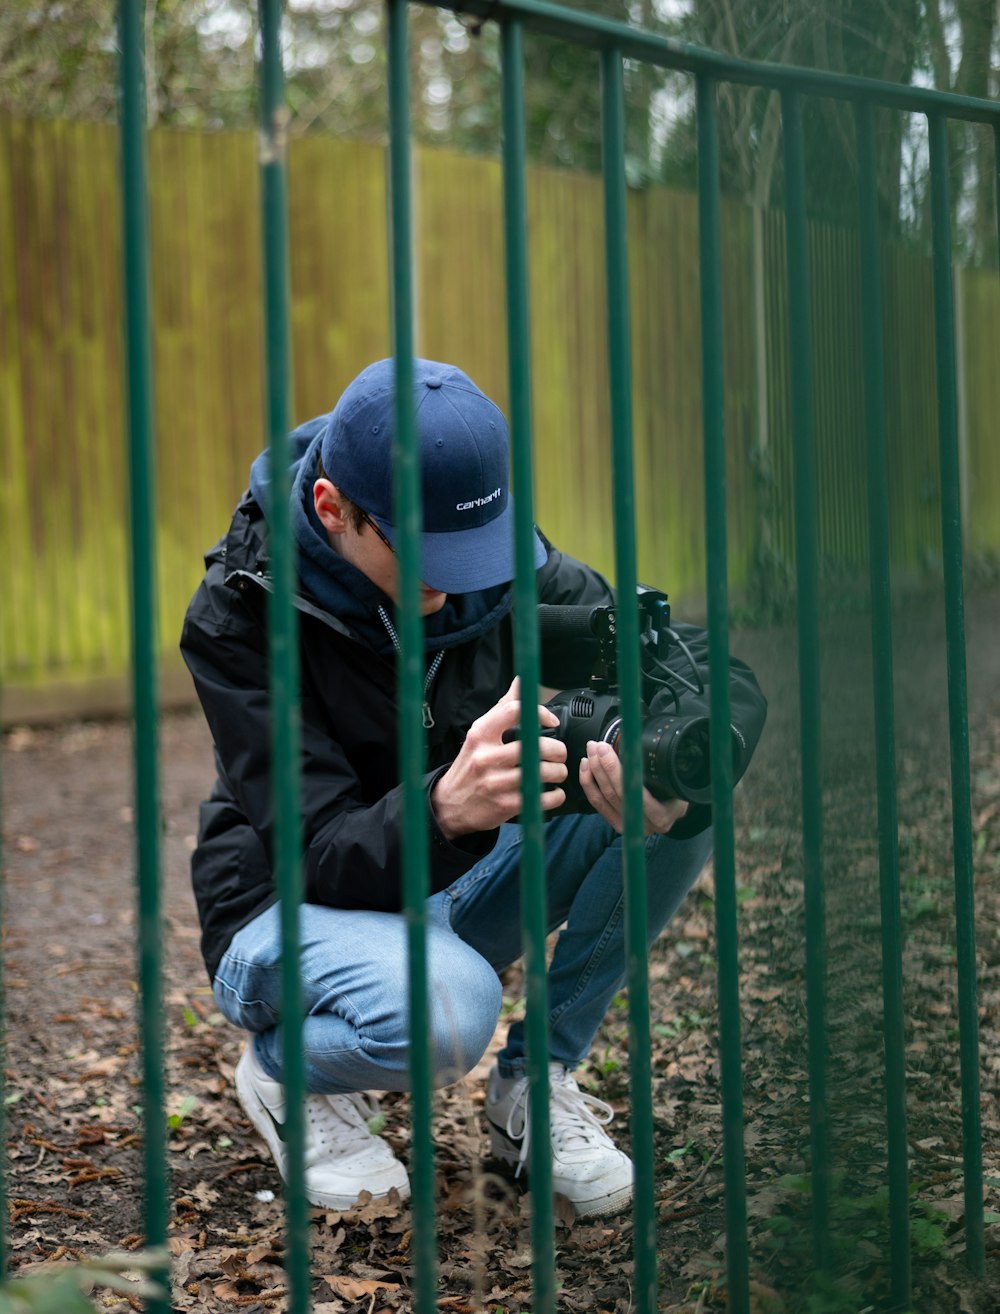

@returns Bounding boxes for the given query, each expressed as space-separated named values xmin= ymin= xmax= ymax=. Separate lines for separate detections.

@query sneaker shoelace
xmin=505 ymin=1071 xmax=616 ymax=1178
xmin=305 ymin=1091 xmax=386 ymax=1156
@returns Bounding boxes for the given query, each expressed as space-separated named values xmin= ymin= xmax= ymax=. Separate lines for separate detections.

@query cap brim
xmin=376 ymin=499 xmax=547 ymax=594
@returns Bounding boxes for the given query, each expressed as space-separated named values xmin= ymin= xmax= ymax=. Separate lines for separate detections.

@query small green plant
xmin=167 ymin=1093 xmax=197 ymax=1130
xmin=367 ymin=1111 xmax=387 ymax=1135
xmin=590 ymin=1050 xmax=621 ymax=1079
xmin=0 ymin=1249 xmax=168 ymax=1314
xmin=666 ymin=1141 xmax=695 ymax=1164
xmin=804 ymin=1270 xmax=863 ymax=1314
xmin=909 ymin=1198 xmax=949 ymax=1255
xmin=655 ymin=1008 xmax=710 ymax=1040
xmin=499 ymin=994 xmax=524 ymax=1020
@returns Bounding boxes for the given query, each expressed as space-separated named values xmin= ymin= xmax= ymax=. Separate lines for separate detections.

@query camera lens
xmin=640 ymin=713 xmax=715 ymax=803
xmin=673 ymin=724 xmax=710 ymax=790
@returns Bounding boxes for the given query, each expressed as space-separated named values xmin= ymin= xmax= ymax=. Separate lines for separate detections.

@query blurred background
xmin=1 ymin=0 xmax=998 ymax=723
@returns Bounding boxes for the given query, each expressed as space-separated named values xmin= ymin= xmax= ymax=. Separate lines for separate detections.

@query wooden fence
xmin=1 ymin=116 xmax=998 ymax=716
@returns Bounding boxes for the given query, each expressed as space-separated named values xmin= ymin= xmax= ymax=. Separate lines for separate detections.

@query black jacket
xmin=181 ymin=474 xmax=766 ymax=983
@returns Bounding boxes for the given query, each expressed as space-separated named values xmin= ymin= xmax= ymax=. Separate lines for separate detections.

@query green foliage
xmin=803 ymin=1270 xmax=866 ymax=1314
xmin=756 ymin=1172 xmax=951 ymax=1303
xmin=4 ymin=0 xmax=994 ymax=253
xmin=0 ymin=1249 xmax=168 ymax=1314
xmin=654 ymin=1008 xmax=710 ymax=1040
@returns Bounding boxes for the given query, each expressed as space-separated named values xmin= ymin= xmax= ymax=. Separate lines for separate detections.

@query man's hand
xmin=431 ymin=678 xmax=569 ymax=840
xmin=579 ymin=739 xmax=689 ymax=836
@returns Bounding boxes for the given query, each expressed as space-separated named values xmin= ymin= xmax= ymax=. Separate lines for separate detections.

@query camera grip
xmin=537 ymin=604 xmax=605 ymax=643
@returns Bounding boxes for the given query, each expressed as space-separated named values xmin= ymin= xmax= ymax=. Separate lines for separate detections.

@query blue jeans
xmin=212 ymin=812 xmax=712 ymax=1094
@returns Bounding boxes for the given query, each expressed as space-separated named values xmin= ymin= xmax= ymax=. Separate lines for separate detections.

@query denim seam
xmin=546 ymin=890 xmax=626 ymax=1026
xmin=442 ymin=861 xmax=496 ymax=926
xmin=213 ymin=975 xmax=277 ymax=1018
xmin=300 ymin=970 xmax=367 ymax=1029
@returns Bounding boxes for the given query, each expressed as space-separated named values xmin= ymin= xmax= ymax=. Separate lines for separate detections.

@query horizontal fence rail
xmin=427 ymin=0 xmax=1000 ymax=123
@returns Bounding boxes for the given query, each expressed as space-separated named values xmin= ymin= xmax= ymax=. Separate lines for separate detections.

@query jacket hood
xmin=247 ymin=417 xmax=513 ymax=657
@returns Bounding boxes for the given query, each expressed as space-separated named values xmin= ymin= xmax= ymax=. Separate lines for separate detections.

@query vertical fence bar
xmin=695 ymin=74 xmax=749 ymax=1314
xmin=500 ymin=20 xmax=556 ymax=1312
xmin=600 ymin=45 xmax=657 ymax=1314
xmin=117 ymin=6 xmax=169 ymax=1308
xmin=927 ymin=111 xmax=985 ymax=1279
xmin=386 ymin=3 xmax=437 ymax=1309
xmin=0 ymin=764 xmax=4 ymax=1276
xmin=257 ymin=5 xmax=311 ymax=1311
xmin=994 ymin=126 xmax=1000 ymax=267
xmin=780 ymin=88 xmax=830 ymax=1271
xmin=855 ymin=100 xmax=911 ymax=1310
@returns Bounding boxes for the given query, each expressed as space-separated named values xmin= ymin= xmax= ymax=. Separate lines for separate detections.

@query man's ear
xmin=314 ymin=478 xmax=348 ymax=536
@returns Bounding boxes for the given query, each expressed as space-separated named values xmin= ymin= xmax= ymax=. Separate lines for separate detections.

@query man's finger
xmin=539 ymin=734 xmax=567 ymax=762
xmin=586 ymin=741 xmax=621 ymax=801
xmin=579 ymin=757 xmax=621 ymax=830
xmin=488 ymin=696 xmax=523 ymax=729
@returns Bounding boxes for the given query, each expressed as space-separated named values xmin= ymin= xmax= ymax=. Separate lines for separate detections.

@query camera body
xmin=538 ymin=587 xmax=739 ymax=814
xmin=542 ymin=687 xmax=716 ymax=809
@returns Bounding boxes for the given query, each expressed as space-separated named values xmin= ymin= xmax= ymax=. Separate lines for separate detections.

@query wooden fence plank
xmin=289 ymin=135 xmax=390 ymax=418
xmin=1 ymin=118 xmax=998 ymax=705
xmin=0 ymin=119 xmax=33 ymax=679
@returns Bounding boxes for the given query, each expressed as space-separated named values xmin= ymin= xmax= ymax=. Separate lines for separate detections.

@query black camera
xmin=537 ymin=587 xmax=742 ymax=813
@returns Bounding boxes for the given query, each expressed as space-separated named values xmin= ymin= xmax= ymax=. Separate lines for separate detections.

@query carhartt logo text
xmin=456 ymin=488 xmax=501 ymax=511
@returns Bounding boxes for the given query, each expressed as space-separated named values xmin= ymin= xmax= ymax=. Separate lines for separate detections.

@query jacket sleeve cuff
xmin=425 ymin=768 xmax=500 ymax=870
xmin=666 ymin=803 xmax=712 ymax=840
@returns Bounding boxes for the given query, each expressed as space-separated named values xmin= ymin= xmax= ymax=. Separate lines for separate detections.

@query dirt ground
xmin=2 ymin=585 xmax=1000 ymax=1313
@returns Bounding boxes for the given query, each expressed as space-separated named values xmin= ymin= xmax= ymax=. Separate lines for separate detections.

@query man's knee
xmin=427 ymin=951 xmax=503 ymax=1086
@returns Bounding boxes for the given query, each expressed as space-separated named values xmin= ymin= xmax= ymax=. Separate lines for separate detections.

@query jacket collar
xmin=224 ymin=431 xmax=513 ymax=657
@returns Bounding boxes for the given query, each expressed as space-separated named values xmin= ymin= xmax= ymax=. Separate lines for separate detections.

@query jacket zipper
xmin=378 ymin=606 xmax=445 ymax=730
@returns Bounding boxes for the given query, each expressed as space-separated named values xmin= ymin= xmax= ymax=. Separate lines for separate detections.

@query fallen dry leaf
xmin=323 ymin=1276 xmax=401 ymax=1300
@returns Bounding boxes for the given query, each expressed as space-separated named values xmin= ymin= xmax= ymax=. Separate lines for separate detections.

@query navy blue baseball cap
xmin=320 ymin=358 xmax=547 ymax=594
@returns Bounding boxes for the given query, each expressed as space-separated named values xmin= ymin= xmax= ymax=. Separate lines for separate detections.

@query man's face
xmin=314 ymin=479 xmax=448 ymax=616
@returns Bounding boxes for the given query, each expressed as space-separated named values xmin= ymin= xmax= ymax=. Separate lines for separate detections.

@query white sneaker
xmin=485 ymin=1061 xmax=634 ymax=1218
xmin=234 ymin=1044 xmax=410 ymax=1210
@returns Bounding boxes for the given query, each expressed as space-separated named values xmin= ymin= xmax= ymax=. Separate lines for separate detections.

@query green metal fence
xmin=92 ymin=2 xmax=1000 ymax=1312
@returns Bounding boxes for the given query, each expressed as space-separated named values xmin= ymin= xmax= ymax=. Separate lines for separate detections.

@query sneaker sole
xmin=235 ymin=1052 xmax=290 ymax=1178
xmin=235 ymin=1055 xmax=411 ymax=1210
xmin=488 ymin=1124 xmax=634 ymax=1219
xmin=572 ymin=1180 xmax=634 ymax=1219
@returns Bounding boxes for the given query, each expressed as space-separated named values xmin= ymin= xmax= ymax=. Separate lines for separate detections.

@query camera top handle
xmin=536 ymin=586 xmax=672 ymax=693
xmin=536 ymin=586 xmax=706 ymax=710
